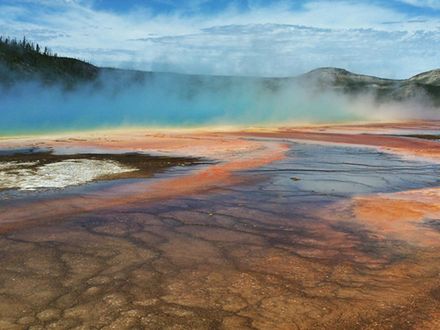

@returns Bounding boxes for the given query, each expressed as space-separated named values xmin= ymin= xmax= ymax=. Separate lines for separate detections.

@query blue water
xmin=0 ymin=74 xmax=363 ymax=135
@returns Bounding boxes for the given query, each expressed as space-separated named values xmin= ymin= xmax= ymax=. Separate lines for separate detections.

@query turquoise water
xmin=0 ymin=75 xmax=364 ymax=135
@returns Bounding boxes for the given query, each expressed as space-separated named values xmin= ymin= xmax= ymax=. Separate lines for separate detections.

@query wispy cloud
xmin=1 ymin=0 xmax=439 ymax=78
xmin=400 ymin=0 xmax=440 ymax=10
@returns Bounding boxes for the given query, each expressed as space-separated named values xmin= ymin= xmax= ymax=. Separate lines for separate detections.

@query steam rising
xmin=0 ymin=71 xmax=438 ymax=135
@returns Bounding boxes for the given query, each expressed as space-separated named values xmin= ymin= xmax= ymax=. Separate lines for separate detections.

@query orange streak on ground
xmin=0 ymin=131 xmax=260 ymax=159
xmin=235 ymin=129 xmax=440 ymax=161
xmin=281 ymin=120 xmax=440 ymax=133
xmin=2 ymin=123 xmax=440 ymax=243
xmin=233 ymin=124 xmax=440 ymax=246
xmin=0 ymin=134 xmax=288 ymax=232
xmin=351 ymin=189 xmax=440 ymax=246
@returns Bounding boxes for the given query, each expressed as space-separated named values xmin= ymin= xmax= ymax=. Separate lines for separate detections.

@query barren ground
xmin=0 ymin=122 xmax=440 ymax=329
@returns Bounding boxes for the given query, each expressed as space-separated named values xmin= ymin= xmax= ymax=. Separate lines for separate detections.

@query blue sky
xmin=1 ymin=0 xmax=439 ymax=78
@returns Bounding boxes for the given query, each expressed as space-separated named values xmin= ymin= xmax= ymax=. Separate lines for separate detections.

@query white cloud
xmin=400 ymin=0 xmax=440 ymax=9
xmin=0 ymin=0 xmax=439 ymax=78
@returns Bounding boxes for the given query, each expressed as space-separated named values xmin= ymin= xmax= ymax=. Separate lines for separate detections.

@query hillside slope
xmin=0 ymin=37 xmax=99 ymax=87
xmin=1 ymin=37 xmax=439 ymax=106
xmin=299 ymin=67 xmax=440 ymax=105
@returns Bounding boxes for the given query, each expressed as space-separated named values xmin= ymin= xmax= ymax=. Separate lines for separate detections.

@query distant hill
xmin=1 ymin=36 xmax=439 ymax=106
xmin=298 ymin=67 xmax=440 ymax=106
xmin=409 ymin=69 xmax=440 ymax=86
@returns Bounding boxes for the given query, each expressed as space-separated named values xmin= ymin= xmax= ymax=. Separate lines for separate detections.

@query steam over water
xmin=0 ymin=72 xmax=437 ymax=135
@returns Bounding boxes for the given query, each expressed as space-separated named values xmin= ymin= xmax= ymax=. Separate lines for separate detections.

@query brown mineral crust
xmin=0 ymin=133 xmax=288 ymax=232
xmin=1 ymin=124 xmax=440 ymax=329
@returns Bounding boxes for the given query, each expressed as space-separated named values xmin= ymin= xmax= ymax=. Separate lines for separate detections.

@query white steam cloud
xmin=0 ymin=71 xmax=438 ymax=135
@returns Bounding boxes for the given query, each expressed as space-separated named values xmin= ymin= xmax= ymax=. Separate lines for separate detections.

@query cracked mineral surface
xmin=0 ymin=125 xmax=440 ymax=329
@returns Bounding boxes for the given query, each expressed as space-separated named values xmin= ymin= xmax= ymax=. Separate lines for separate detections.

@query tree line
xmin=0 ymin=36 xmax=57 ymax=57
